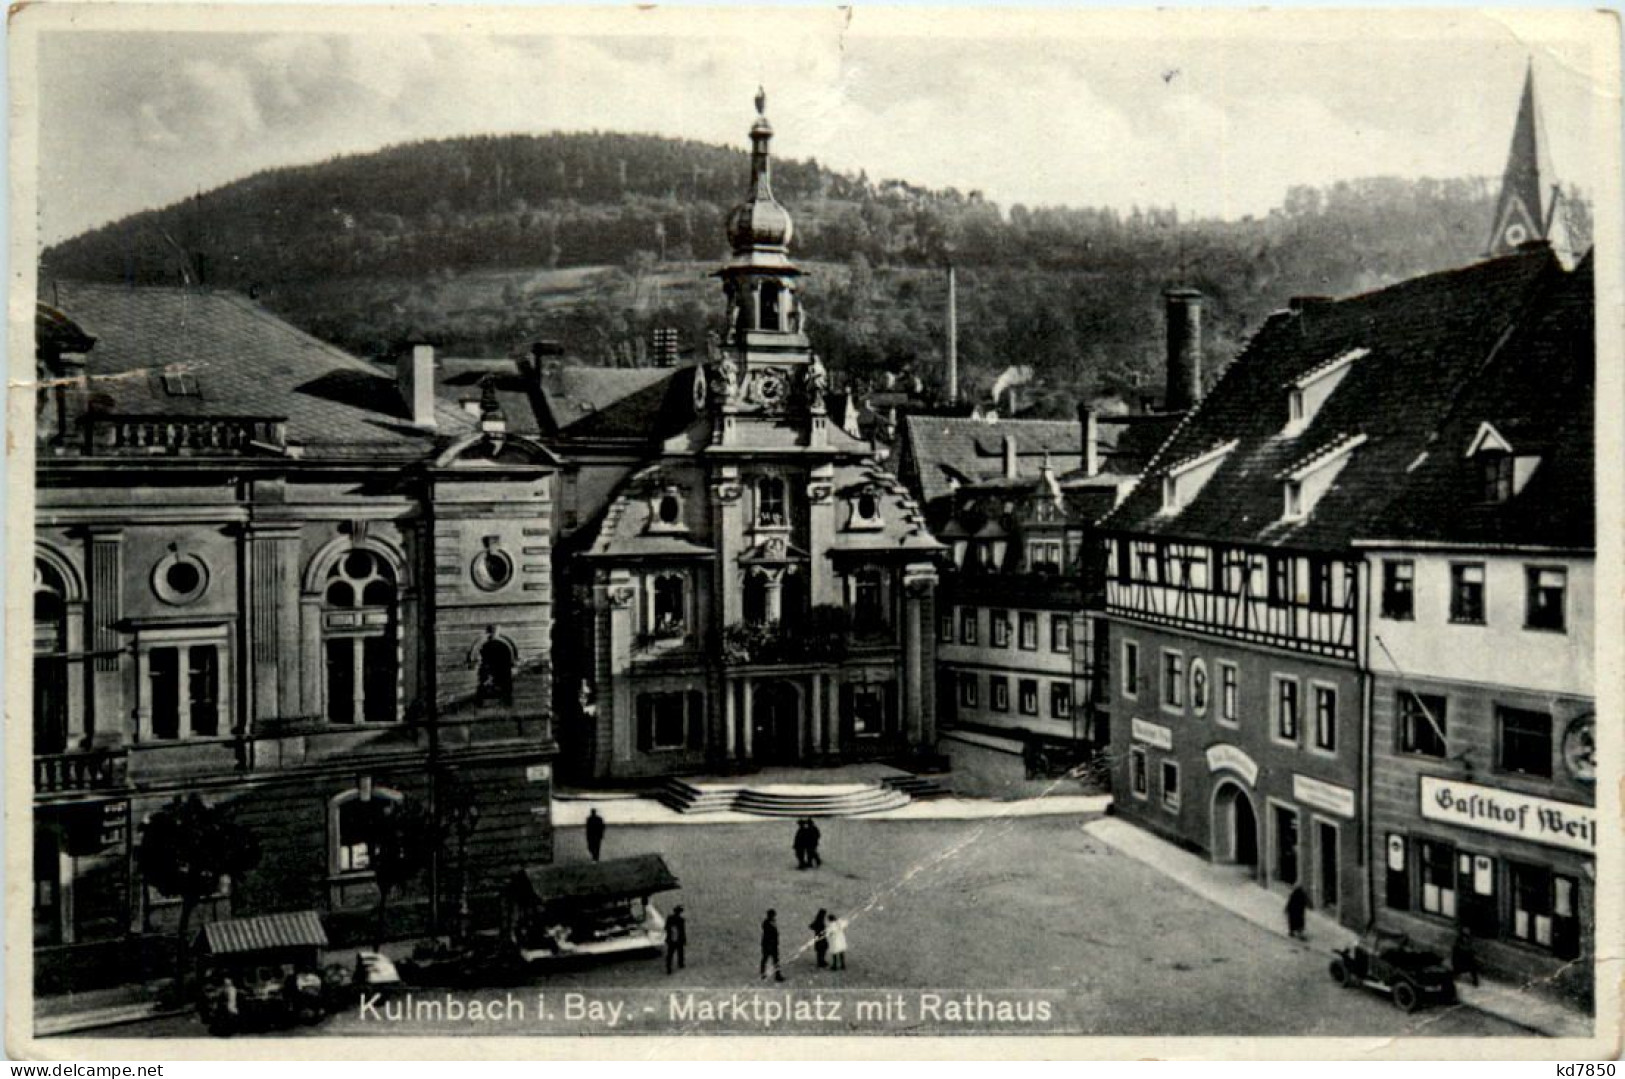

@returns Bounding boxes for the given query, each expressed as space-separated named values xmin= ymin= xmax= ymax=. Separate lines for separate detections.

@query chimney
xmin=1079 ymin=403 xmax=1100 ymax=477
xmin=1163 ymin=287 xmax=1203 ymax=413
xmin=946 ymin=264 xmax=959 ymax=405
xmin=398 ymin=344 xmax=437 ymax=427
xmin=1002 ymin=433 xmax=1018 ymax=479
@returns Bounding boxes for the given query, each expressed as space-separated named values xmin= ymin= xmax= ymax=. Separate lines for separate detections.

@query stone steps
xmin=655 ymin=777 xmax=913 ymax=817
xmin=880 ymin=774 xmax=953 ymax=800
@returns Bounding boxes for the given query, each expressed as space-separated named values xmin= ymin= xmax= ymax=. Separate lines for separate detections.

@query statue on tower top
xmin=755 ymin=86 xmax=767 ymax=116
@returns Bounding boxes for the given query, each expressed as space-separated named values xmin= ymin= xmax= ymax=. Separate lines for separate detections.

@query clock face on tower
xmin=1561 ymin=715 xmax=1596 ymax=782
xmin=748 ymin=369 xmax=790 ymax=413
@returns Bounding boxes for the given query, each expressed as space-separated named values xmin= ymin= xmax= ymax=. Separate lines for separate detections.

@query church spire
xmin=726 ymin=88 xmax=794 ymax=263
xmin=1487 ymin=62 xmax=1553 ymax=258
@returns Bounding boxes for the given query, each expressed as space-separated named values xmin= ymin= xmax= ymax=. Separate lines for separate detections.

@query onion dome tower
xmin=711 ymin=89 xmax=822 ymax=434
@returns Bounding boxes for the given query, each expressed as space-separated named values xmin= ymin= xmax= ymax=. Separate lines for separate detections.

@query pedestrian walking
xmin=793 ymin=819 xmax=809 ymax=869
xmin=806 ymin=818 xmax=822 ymax=868
xmin=760 ymin=909 xmax=784 ymax=981
xmin=810 ymin=909 xmax=829 ymax=968
xmin=585 ymin=808 xmax=606 ymax=863
xmin=1284 ymin=885 xmax=1310 ymax=939
xmin=826 ymin=912 xmax=848 ymax=971
xmin=1451 ymin=926 xmax=1480 ymax=986
xmin=665 ymin=905 xmax=687 ymax=975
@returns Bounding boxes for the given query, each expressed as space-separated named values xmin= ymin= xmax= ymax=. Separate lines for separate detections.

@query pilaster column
xmin=87 ymin=529 xmax=125 ymax=745
xmin=806 ymin=466 xmax=837 ymax=607
xmin=809 ymin=672 xmax=824 ymax=756
xmin=902 ymin=564 xmax=938 ymax=746
xmin=724 ymin=678 xmax=738 ymax=758
xmin=243 ymin=523 xmax=302 ymax=727
xmin=741 ymin=674 xmax=755 ymax=759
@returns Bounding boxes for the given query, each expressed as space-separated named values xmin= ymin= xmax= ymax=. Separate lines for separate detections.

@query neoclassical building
xmin=548 ymin=94 xmax=944 ymax=780
xmin=32 ymin=287 xmax=559 ymax=990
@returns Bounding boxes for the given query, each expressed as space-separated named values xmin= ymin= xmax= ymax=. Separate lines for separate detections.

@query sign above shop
xmin=1132 ymin=719 xmax=1173 ymax=751
xmin=1419 ymin=776 xmax=1596 ymax=855
xmin=1205 ymin=744 xmax=1258 ymax=786
xmin=1293 ymin=774 xmax=1355 ymax=819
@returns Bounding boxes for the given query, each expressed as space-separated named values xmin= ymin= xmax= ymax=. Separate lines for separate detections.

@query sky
xmin=29 ymin=7 xmax=1616 ymax=247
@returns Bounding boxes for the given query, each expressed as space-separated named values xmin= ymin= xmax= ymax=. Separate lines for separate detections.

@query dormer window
xmin=847 ymin=486 xmax=884 ymax=531
xmin=1482 ymin=451 xmax=1514 ymax=503
xmin=647 ymin=485 xmax=689 ymax=534
xmin=1283 ymin=481 xmax=1304 ymax=521
xmin=1159 ymin=440 xmax=1237 ymax=515
xmin=659 ymin=495 xmax=681 ymax=524
xmin=1277 ymin=432 xmax=1367 ymax=524
xmin=162 ymin=371 xmax=201 ymax=397
xmin=1466 ymin=423 xmax=1538 ymax=503
xmin=1282 ymin=347 xmax=1366 ymax=436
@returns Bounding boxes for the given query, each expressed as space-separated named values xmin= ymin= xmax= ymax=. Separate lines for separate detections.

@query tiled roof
xmin=897 ymin=416 xmax=1085 ymax=507
xmin=539 ymin=365 xmax=687 ymax=439
xmin=1362 ymin=252 xmax=1593 ymax=549
xmin=1104 ymin=246 xmax=1563 ymax=550
xmin=437 ymin=357 xmax=543 ymax=437
xmin=49 ymin=283 xmax=475 ymax=458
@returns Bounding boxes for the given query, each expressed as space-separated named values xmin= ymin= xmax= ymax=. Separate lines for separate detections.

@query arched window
xmin=658 ymin=494 xmax=682 ymax=525
xmin=652 ymin=573 xmax=687 ymax=637
xmin=329 ymin=783 xmax=404 ymax=876
xmin=34 ymin=561 xmax=69 ymax=753
xmin=322 ymin=550 xmax=399 ymax=724
xmin=756 ymin=477 xmax=787 ymax=527
xmin=759 ymin=282 xmax=782 ymax=331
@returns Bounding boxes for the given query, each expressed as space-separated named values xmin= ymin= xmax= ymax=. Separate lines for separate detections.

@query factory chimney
xmin=1163 ymin=288 xmax=1203 ymax=413
xmin=946 ymin=264 xmax=959 ymax=405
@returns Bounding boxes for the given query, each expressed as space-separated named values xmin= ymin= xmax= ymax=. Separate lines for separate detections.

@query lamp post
xmin=443 ymin=778 xmax=480 ymax=946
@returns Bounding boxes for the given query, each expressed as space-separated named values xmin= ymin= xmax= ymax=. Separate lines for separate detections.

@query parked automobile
xmin=195 ymin=911 xmax=330 ymax=1035
xmin=1329 ymin=929 xmax=1457 ymax=1012
xmin=322 ymin=949 xmax=404 ymax=1010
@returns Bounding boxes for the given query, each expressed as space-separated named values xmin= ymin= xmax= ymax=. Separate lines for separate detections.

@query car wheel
xmin=1392 ymin=981 xmax=1421 ymax=1012
xmin=1329 ymin=959 xmax=1350 ymax=986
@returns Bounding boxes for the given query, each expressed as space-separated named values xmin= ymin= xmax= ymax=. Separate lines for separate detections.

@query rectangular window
xmin=1419 ymin=838 xmax=1457 ymax=918
xmin=1219 ymin=662 xmax=1239 ymax=725
xmin=1381 ymin=560 xmax=1415 ymax=620
xmin=637 ymin=691 xmax=702 ymax=752
xmin=1510 ymin=864 xmax=1581 ymax=959
xmin=150 ymin=647 xmax=181 ymax=740
xmin=1018 ymin=612 xmax=1038 ymax=651
xmin=990 ymin=676 xmax=1009 ymax=712
xmin=1497 ymin=706 xmax=1553 ymax=778
xmin=1162 ymin=651 xmax=1185 ymax=708
xmin=991 ymin=609 xmax=1011 ymax=648
xmin=1130 ymin=748 xmax=1148 ymax=798
xmin=1274 ymin=677 xmax=1299 ymax=742
xmin=1308 ymin=559 xmax=1334 ymax=609
xmin=1313 ymin=685 xmax=1337 ymax=753
xmin=1161 ymin=761 xmax=1181 ymax=812
xmin=1018 ymin=679 xmax=1039 ymax=716
xmin=1267 ymin=556 xmax=1291 ymax=607
xmin=1525 ymin=567 xmax=1567 ymax=631
xmin=1051 ymin=614 xmax=1071 ymax=653
xmin=1051 ymin=682 xmax=1072 ymax=719
xmin=1397 ymin=692 xmax=1448 ymax=758
xmin=937 ymin=613 xmax=954 ymax=644
xmin=1121 ymin=640 xmax=1140 ymax=699
xmin=849 ymin=684 xmax=888 ymax=737
xmin=1385 ymin=833 xmax=1410 ymax=911
xmin=959 ymin=607 xmax=978 ymax=645
xmin=1483 ymin=453 xmax=1514 ymax=503
xmin=1450 ymin=563 xmax=1486 ymax=624
xmin=958 ymin=672 xmax=979 ymax=708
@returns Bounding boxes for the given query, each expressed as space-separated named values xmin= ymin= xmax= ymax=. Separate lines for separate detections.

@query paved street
xmin=93 ymin=812 xmax=1528 ymax=1040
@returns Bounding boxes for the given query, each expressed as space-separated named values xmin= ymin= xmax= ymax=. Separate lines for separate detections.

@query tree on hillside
xmin=136 ymin=794 xmax=262 ymax=995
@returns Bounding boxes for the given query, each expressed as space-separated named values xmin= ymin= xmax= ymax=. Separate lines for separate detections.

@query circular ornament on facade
xmin=1189 ymin=658 xmax=1209 ymax=716
xmin=152 ymin=552 xmax=210 ymax=606
xmin=471 ymin=548 xmax=515 ymax=592
xmin=754 ymin=371 xmax=788 ymax=406
xmin=1561 ymin=715 xmax=1595 ymax=782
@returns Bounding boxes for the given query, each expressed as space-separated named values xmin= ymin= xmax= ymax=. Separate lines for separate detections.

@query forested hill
xmin=40 ymin=132 xmax=1588 ymax=417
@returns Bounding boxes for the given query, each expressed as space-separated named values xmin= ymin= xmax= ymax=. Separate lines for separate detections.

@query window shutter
xmin=636 ymin=695 xmax=653 ymax=753
xmin=687 ymin=691 xmax=705 ymax=749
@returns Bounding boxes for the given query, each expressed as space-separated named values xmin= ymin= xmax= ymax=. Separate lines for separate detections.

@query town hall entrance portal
xmin=751 ymin=681 xmax=801 ymax=764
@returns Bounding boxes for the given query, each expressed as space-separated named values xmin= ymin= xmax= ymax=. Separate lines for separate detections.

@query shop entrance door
xmin=1274 ymin=804 xmax=1300 ymax=885
xmin=751 ymin=681 xmax=802 ymax=765
xmin=1317 ymin=820 xmax=1339 ymax=911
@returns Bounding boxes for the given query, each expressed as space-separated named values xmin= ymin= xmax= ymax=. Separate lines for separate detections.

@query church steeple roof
xmin=724 ymin=88 xmax=796 ymax=267
xmin=1487 ymin=62 xmax=1577 ymax=267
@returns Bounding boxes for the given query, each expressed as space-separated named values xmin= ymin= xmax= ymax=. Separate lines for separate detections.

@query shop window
xmin=1219 ymin=662 xmax=1238 ymax=726
xmin=1510 ymin=863 xmax=1581 ymax=959
xmin=1160 ymin=761 xmax=1180 ymax=812
xmin=756 ymin=477 xmax=787 ymax=528
xmin=1497 ymin=706 xmax=1553 ymax=778
xmin=1418 ymin=838 xmax=1456 ymax=918
xmin=1189 ymin=658 xmax=1209 ymax=717
xmin=1525 ymin=567 xmax=1567 ymax=632
xmin=1450 ymin=563 xmax=1486 ymax=624
xmin=1381 ymin=560 xmax=1415 ymax=620
xmin=991 ymin=610 xmax=1011 ymax=648
xmin=1313 ymin=685 xmax=1337 ymax=753
xmin=1121 ymin=640 xmax=1140 ymax=699
xmin=958 ymin=607 xmax=978 ymax=645
xmin=1384 ymin=834 xmax=1410 ymax=912
xmin=1162 ymin=651 xmax=1185 ymax=708
xmin=1129 ymin=748 xmax=1148 ymax=799
xmin=322 ymin=550 xmax=399 ymax=724
xmin=1051 ymin=682 xmax=1071 ymax=719
xmin=1398 ymin=692 xmax=1448 ymax=758
xmin=1051 ymin=614 xmax=1071 ymax=653
xmin=1018 ymin=679 xmax=1039 ymax=716
xmin=990 ymin=676 xmax=1009 ymax=713
xmin=1273 ymin=676 xmax=1299 ymax=743
xmin=1018 ymin=612 xmax=1038 ymax=651
xmin=958 ymin=672 xmax=979 ymax=708
xmin=637 ymin=691 xmax=704 ymax=752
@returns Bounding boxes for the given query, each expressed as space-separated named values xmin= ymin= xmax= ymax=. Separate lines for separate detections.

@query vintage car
xmin=1329 ymin=929 xmax=1457 ymax=1012
xmin=322 ymin=949 xmax=405 ymax=1008
xmin=195 ymin=910 xmax=330 ymax=1035
xmin=503 ymin=854 xmax=680 ymax=965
